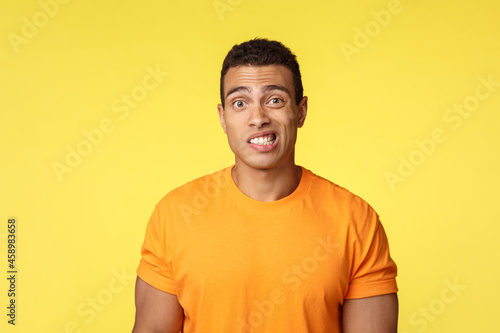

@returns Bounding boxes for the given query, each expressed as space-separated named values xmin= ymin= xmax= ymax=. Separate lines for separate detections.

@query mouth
xmin=248 ymin=133 xmax=277 ymax=146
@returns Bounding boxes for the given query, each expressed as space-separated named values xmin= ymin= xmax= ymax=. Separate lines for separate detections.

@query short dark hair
xmin=220 ymin=38 xmax=303 ymax=108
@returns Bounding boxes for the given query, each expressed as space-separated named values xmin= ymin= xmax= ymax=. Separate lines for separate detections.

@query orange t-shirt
xmin=137 ymin=166 xmax=398 ymax=332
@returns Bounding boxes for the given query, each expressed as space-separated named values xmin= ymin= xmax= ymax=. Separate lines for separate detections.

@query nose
xmin=248 ymin=105 xmax=270 ymax=128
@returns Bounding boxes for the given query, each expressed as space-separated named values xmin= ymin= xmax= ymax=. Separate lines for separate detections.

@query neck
xmin=231 ymin=161 xmax=302 ymax=202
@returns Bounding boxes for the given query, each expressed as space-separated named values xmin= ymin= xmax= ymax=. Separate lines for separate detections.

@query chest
xmin=170 ymin=211 xmax=350 ymax=310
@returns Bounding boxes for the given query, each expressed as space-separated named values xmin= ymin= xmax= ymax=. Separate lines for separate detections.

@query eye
xmin=232 ymin=100 xmax=246 ymax=108
xmin=269 ymin=98 xmax=283 ymax=105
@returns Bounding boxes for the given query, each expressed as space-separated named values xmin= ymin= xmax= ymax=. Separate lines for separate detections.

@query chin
xmin=237 ymin=158 xmax=282 ymax=171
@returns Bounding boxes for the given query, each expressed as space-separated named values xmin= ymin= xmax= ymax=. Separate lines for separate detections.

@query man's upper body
xmin=133 ymin=38 xmax=398 ymax=332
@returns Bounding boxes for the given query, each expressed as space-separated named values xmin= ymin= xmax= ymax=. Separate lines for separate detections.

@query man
xmin=133 ymin=38 xmax=398 ymax=332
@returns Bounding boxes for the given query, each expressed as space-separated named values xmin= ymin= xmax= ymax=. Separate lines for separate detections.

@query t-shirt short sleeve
xmin=344 ymin=206 xmax=398 ymax=299
xmin=137 ymin=204 xmax=177 ymax=294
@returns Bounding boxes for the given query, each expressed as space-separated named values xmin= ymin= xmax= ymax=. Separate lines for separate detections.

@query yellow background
xmin=1 ymin=0 xmax=499 ymax=332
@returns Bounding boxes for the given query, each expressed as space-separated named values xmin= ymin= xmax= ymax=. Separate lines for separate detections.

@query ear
xmin=217 ymin=104 xmax=227 ymax=134
xmin=297 ymin=96 xmax=308 ymax=128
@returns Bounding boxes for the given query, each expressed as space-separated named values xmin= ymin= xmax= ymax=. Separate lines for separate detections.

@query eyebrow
xmin=262 ymin=84 xmax=290 ymax=96
xmin=225 ymin=84 xmax=291 ymax=99
xmin=226 ymin=86 xmax=251 ymax=99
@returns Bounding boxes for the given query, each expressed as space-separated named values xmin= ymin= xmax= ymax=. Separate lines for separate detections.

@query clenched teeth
xmin=249 ymin=134 xmax=276 ymax=145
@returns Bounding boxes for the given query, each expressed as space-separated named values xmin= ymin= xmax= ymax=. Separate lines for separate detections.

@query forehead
xmin=223 ymin=65 xmax=294 ymax=93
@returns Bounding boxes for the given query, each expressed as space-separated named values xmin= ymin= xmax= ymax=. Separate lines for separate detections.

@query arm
xmin=132 ymin=277 xmax=184 ymax=333
xmin=342 ymin=293 xmax=398 ymax=333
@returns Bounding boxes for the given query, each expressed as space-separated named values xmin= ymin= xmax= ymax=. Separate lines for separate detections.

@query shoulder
xmin=304 ymin=167 xmax=384 ymax=241
xmin=155 ymin=167 xmax=229 ymax=208
xmin=304 ymin=167 xmax=374 ymax=214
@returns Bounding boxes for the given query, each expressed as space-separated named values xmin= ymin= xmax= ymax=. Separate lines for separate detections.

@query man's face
xmin=218 ymin=65 xmax=307 ymax=171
